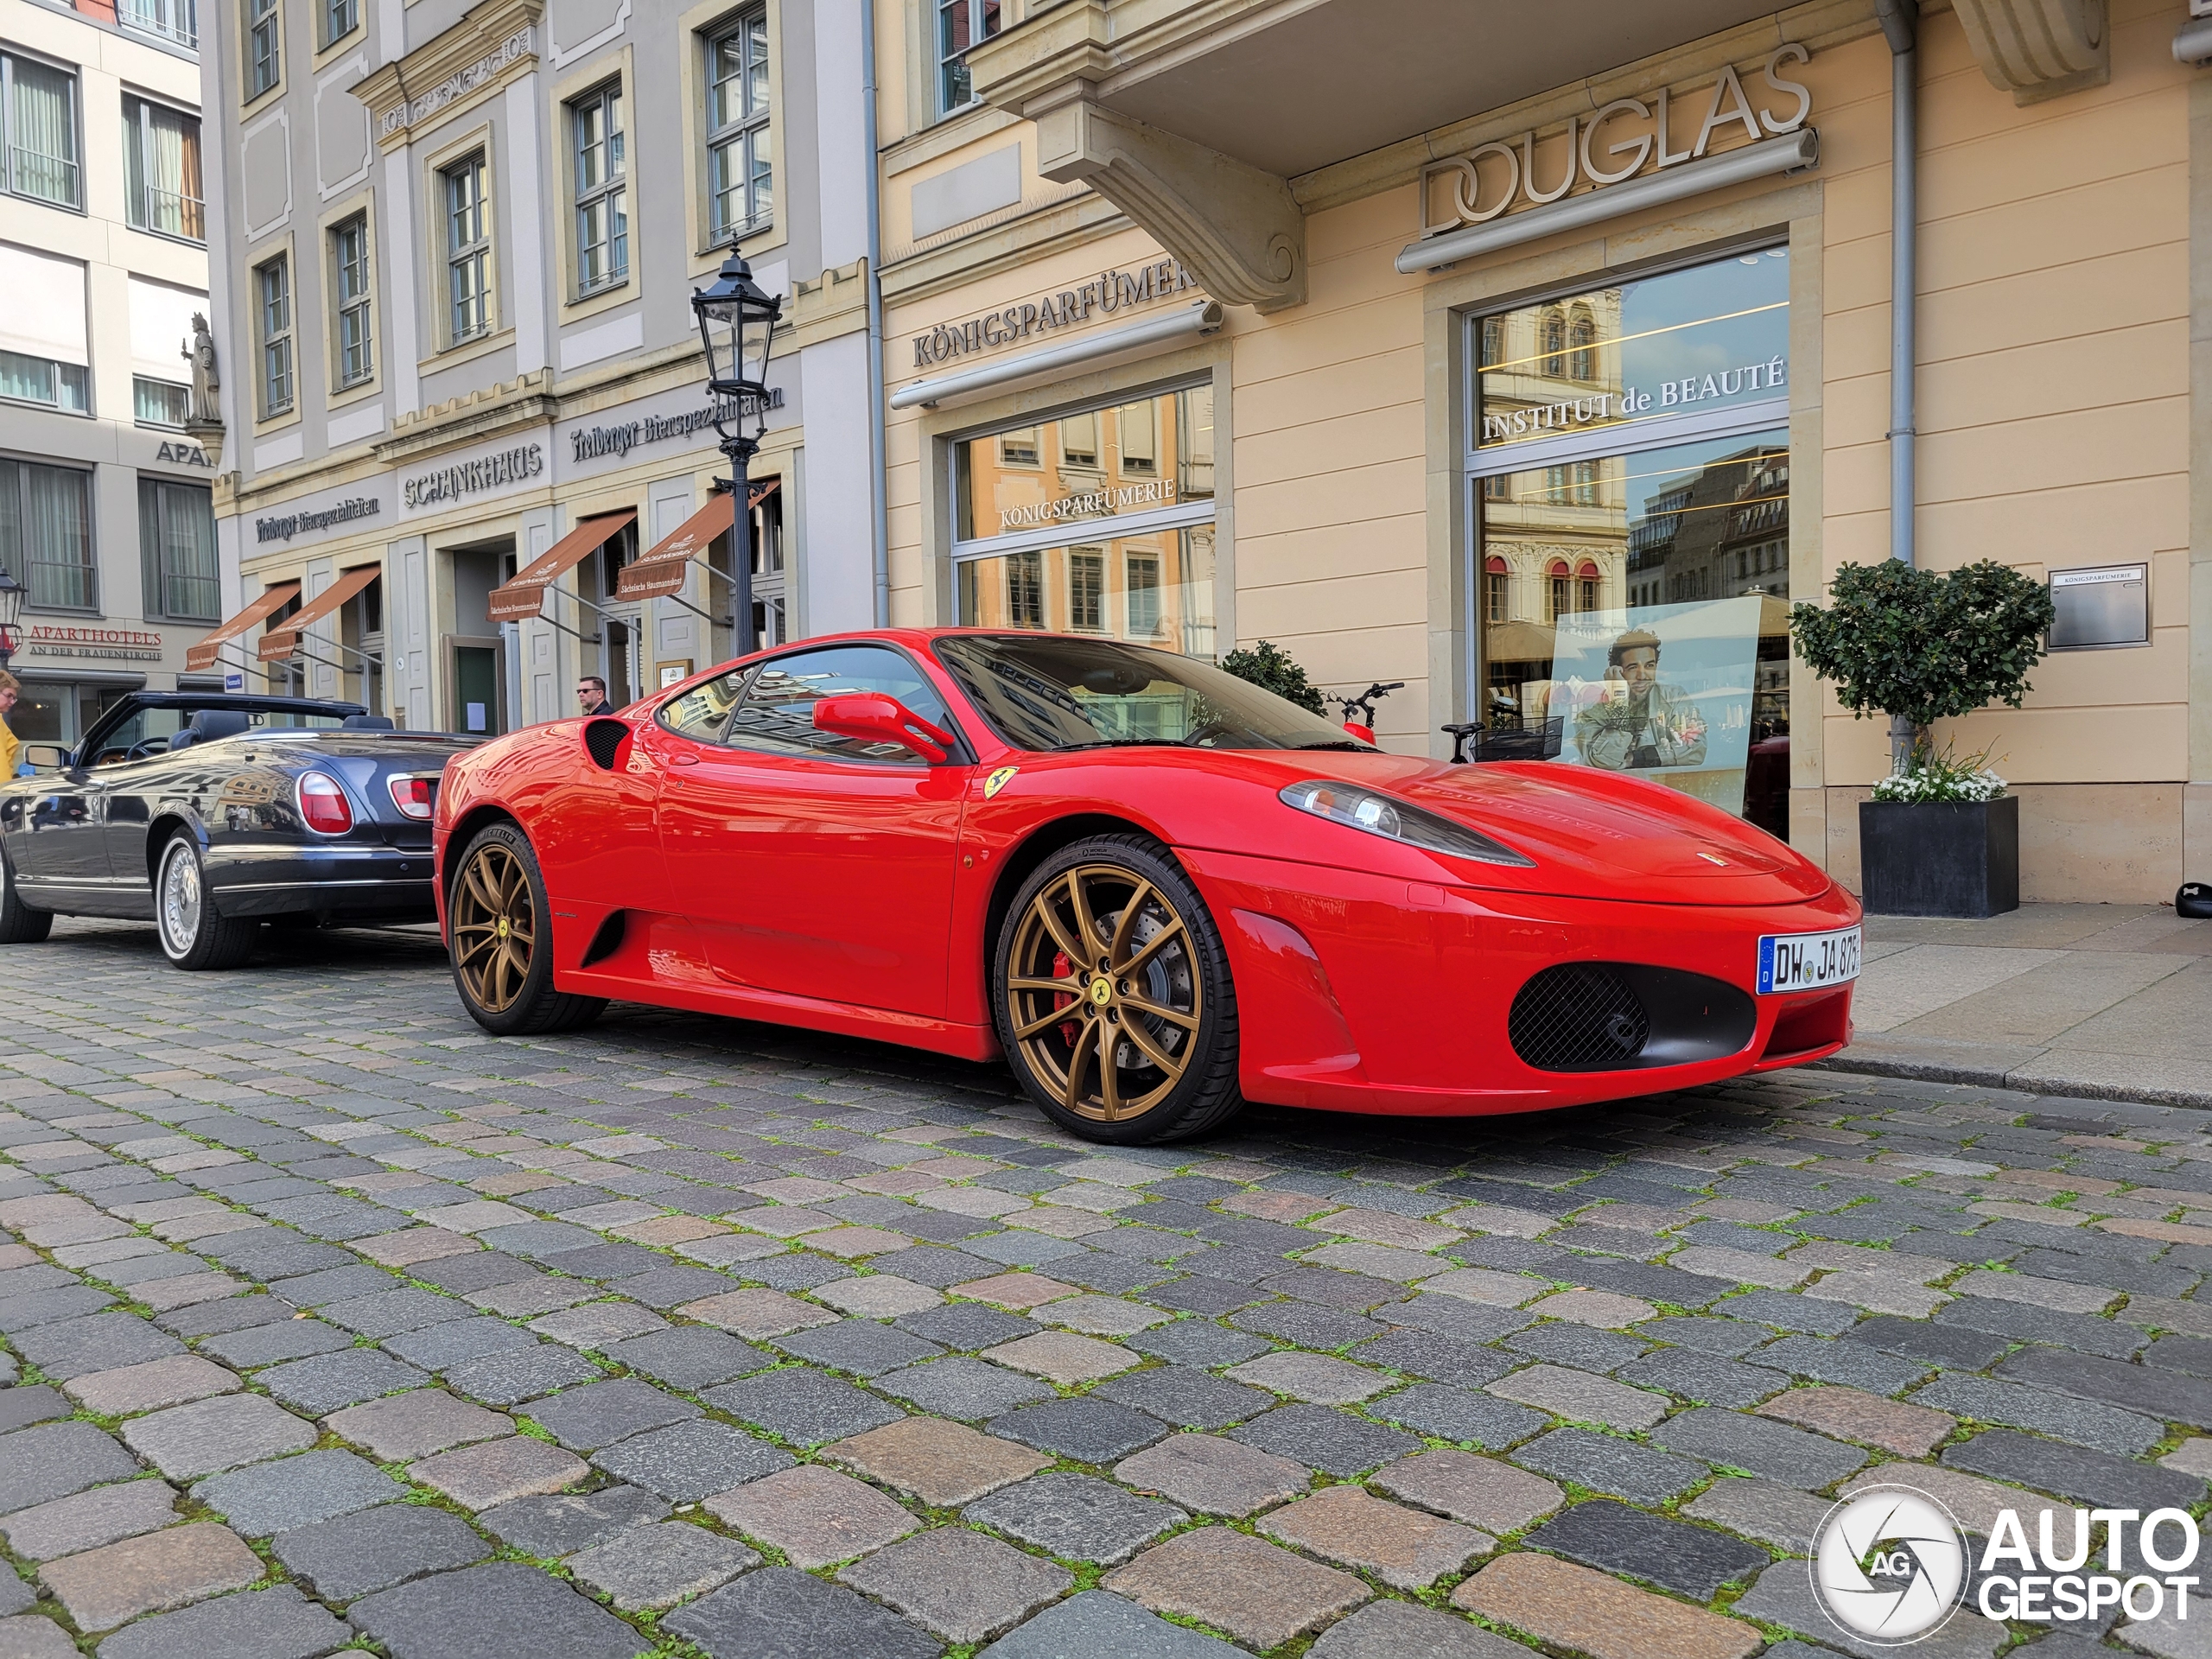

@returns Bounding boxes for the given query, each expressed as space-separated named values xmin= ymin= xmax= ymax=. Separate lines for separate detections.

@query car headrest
xmin=340 ymin=714 xmax=396 ymax=729
xmin=166 ymin=728 xmax=200 ymax=751
xmin=188 ymin=710 xmax=253 ymax=742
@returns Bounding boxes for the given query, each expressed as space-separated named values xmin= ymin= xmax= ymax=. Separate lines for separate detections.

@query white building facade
xmin=0 ymin=0 xmax=213 ymax=744
xmin=199 ymin=0 xmax=882 ymax=730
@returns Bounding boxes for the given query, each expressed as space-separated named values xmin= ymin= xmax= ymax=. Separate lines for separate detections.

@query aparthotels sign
xmin=911 ymin=259 xmax=1203 ymax=369
xmin=1421 ymin=46 xmax=1815 ymax=235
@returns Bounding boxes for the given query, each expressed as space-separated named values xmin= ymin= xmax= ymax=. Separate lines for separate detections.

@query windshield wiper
xmin=1057 ymin=738 xmax=1204 ymax=752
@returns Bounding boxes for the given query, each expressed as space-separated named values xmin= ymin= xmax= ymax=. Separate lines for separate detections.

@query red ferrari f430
xmin=431 ymin=630 xmax=1859 ymax=1144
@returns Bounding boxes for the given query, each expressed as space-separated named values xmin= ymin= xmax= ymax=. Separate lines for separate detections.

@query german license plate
xmin=1758 ymin=926 xmax=1861 ymax=995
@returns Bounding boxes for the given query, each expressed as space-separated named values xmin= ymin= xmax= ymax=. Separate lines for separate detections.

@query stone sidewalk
xmin=4 ymin=919 xmax=2212 ymax=1656
xmin=1828 ymin=906 xmax=2212 ymax=1109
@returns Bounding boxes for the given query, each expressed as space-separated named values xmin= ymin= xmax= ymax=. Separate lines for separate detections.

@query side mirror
xmin=812 ymin=694 xmax=956 ymax=763
xmin=22 ymin=744 xmax=68 ymax=773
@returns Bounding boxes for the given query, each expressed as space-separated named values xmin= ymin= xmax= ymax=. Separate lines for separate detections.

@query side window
xmin=724 ymin=645 xmax=950 ymax=764
xmin=658 ymin=669 xmax=747 ymax=741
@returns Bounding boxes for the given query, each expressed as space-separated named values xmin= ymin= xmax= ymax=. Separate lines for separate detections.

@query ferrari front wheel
xmin=448 ymin=823 xmax=605 ymax=1036
xmin=994 ymin=835 xmax=1242 ymax=1145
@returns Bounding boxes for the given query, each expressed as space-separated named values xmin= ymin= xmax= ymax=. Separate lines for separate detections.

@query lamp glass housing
xmin=0 ymin=569 xmax=26 ymax=633
xmin=691 ymin=251 xmax=782 ymax=449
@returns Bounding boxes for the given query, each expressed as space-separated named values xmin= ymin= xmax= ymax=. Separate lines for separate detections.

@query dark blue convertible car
xmin=0 ymin=691 xmax=476 ymax=968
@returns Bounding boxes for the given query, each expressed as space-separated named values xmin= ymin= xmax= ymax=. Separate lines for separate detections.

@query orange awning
xmin=486 ymin=510 xmax=635 ymax=622
xmin=615 ymin=481 xmax=778 ymax=602
xmin=258 ymin=563 xmax=381 ymax=662
xmin=185 ymin=581 xmax=302 ymax=672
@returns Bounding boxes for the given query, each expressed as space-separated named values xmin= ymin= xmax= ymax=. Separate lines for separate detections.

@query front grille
xmin=1509 ymin=963 xmax=1650 ymax=1071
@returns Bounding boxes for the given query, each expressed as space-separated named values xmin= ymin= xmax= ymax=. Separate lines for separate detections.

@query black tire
xmin=154 ymin=832 xmax=257 ymax=969
xmin=0 ymin=845 xmax=51 ymax=944
xmin=448 ymin=822 xmax=606 ymax=1036
xmin=993 ymin=833 xmax=1243 ymax=1145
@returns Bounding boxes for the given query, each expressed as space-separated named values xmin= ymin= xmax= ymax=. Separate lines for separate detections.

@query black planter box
xmin=1859 ymin=795 xmax=2019 ymax=918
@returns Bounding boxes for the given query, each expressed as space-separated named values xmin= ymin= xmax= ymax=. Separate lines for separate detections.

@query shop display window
xmin=954 ymin=385 xmax=1217 ymax=656
xmin=1471 ymin=248 xmax=1792 ymax=836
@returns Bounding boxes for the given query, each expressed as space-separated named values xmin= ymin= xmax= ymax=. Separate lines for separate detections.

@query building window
xmin=330 ymin=213 xmax=372 ymax=388
xmin=1 ymin=353 xmax=87 ymax=412
xmin=1547 ymin=564 xmax=1569 ymax=622
xmin=118 ymin=0 xmax=198 ymax=49
xmin=124 ymin=98 xmax=203 ymax=242
xmin=570 ymin=85 xmax=627 ymax=296
xmin=1127 ymin=554 xmax=1160 ymax=636
xmin=323 ymin=0 xmax=357 ymax=47
xmin=1577 ymin=564 xmax=1599 ymax=613
xmin=245 ymin=0 xmax=279 ymax=98
xmin=257 ymin=254 xmax=293 ymax=416
xmin=134 ymin=376 xmax=189 ymax=426
xmin=1006 ymin=549 xmax=1042 ymax=629
xmin=1069 ymin=549 xmax=1103 ymax=631
xmin=1485 ymin=561 xmax=1508 ymax=624
xmin=2 ymin=54 xmax=79 ymax=208
xmin=0 ymin=461 xmax=94 ymax=610
xmin=1568 ymin=306 xmax=1597 ymax=380
xmin=1060 ymin=411 xmax=1098 ymax=469
xmin=1540 ymin=306 xmax=1565 ymax=377
xmin=138 ymin=479 xmax=217 ymax=621
xmin=443 ymin=154 xmax=491 ymax=343
xmin=1480 ymin=315 xmax=1503 ymax=368
xmin=956 ymin=385 xmax=1219 ymax=657
xmin=706 ymin=10 xmax=772 ymax=244
xmin=937 ymin=0 xmax=1001 ymax=113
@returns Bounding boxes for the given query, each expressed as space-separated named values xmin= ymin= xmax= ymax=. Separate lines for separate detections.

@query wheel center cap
xmin=1089 ymin=976 xmax=1113 ymax=1007
xmin=496 ymin=917 xmax=510 ymax=939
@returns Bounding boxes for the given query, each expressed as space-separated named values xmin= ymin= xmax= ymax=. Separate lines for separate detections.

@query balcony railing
xmin=10 ymin=148 xmax=79 ymax=207
xmin=117 ymin=0 xmax=199 ymax=50
xmin=136 ymin=184 xmax=205 ymax=242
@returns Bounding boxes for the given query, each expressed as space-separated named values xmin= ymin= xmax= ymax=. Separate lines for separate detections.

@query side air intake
xmin=583 ymin=719 xmax=627 ymax=771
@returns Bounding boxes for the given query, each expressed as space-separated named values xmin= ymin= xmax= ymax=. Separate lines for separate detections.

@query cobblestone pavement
xmin=4 ymin=919 xmax=2212 ymax=1657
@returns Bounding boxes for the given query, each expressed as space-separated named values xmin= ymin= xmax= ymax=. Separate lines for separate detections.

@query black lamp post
xmin=690 ymin=250 xmax=784 ymax=659
xmin=0 ymin=566 xmax=25 ymax=671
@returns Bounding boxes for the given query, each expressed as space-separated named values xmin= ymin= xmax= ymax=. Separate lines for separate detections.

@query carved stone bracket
xmin=1032 ymin=97 xmax=1306 ymax=314
xmin=1954 ymin=0 xmax=2108 ymax=104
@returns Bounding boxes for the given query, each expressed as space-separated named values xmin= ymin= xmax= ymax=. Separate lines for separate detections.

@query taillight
xmin=388 ymin=776 xmax=435 ymax=820
xmin=297 ymin=772 xmax=353 ymax=835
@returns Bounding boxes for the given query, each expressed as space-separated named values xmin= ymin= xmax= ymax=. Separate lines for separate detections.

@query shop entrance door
xmin=449 ymin=639 xmax=505 ymax=736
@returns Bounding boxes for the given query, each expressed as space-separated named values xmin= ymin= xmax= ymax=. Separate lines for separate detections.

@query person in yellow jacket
xmin=0 ymin=671 xmax=21 ymax=779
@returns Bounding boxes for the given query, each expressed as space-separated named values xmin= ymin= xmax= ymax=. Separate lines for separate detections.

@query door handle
xmin=669 ymin=753 xmax=701 ymax=767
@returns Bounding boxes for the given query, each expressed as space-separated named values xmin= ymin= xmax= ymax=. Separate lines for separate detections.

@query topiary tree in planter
xmin=1789 ymin=558 xmax=2055 ymax=918
xmin=1219 ymin=639 xmax=1328 ymax=716
xmin=1789 ymin=558 xmax=2055 ymax=774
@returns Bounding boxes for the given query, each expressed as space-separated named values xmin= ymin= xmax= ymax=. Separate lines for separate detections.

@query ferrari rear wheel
xmin=0 ymin=846 xmax=50 ymax=944
xmin=448 ymin=823 xmax=605 ymax=1036
xmin=994 ymin=834 xmax=1242 ymax=1145
xmin=155 ymin=833 xmax=255 ymax=970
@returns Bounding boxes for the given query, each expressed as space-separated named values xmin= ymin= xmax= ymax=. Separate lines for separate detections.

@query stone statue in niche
xmin=183 ymin=314 xmax=220 ymax=427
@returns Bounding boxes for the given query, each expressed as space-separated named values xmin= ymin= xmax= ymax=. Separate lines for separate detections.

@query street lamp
xmin=691 ymin=249 xmax=784 ymax=659
xmin=0 ymin=566 xmax=26 ymax=671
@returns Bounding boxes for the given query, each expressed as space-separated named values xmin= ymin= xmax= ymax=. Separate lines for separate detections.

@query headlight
xmin=1280 ymin=780 xmax=1534 ymax=867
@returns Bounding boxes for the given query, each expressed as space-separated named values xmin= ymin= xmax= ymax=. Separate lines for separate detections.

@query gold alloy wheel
xmin=452 ymin=841 xmax=535 ymax=1014
xmin=1005 ymin=863 xmax=1202 ymax=1122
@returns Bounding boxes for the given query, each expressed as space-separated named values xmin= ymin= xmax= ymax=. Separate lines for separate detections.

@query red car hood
xmin=1223 ymin=752 xmax=1833 ymax=907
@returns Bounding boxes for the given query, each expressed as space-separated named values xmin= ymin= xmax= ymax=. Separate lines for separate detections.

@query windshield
xmin=933 ymin=634 xmax=1361 ymax=753
xmin=85 ymin=704 xmax=348 ymax=766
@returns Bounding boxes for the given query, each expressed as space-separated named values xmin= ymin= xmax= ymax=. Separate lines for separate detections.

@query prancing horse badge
xmin=984 ymin=766 xmax=1019 ymax=798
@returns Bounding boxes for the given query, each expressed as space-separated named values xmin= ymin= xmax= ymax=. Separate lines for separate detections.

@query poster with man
xmin=1551 ymin=594 xmax=1763 ymax=815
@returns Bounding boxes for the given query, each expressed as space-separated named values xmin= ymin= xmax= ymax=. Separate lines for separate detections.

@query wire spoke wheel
xmin=452 ymin=841 xmax=534 ymax=1014
xmin=1003 ymin=861 xmax=1203 ymax=1124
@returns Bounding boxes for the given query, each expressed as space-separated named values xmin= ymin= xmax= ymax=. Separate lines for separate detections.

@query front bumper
xmin=1179 ymin=848 xmax=1859 ymax=1116
xmin=208 ymin=842 xmax=436 ymax=922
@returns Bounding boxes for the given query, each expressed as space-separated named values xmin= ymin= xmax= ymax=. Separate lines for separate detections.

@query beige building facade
xmin=879 ymin=0 xmax=2202 ymax=903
